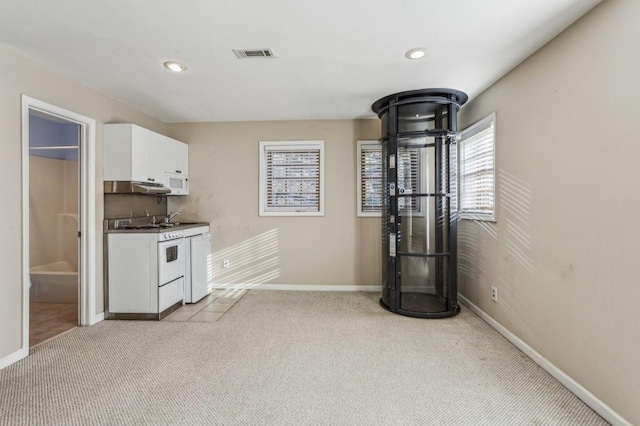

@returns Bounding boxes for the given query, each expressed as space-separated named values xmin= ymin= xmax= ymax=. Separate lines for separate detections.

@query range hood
xmin=104 ymin=181 xmax=171 ymax=195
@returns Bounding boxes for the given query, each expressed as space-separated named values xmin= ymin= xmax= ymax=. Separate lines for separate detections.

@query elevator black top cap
xmin=371 ymin=88 xmax=468 ymax=116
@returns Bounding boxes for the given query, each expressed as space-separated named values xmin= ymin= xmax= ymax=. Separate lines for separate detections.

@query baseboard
xmin=458 ymin=294 xmax=630 ymax=426
xmin=212 ymin=283 xmax=379 ymax=292
xmin=92 ymin=312 xmax=105 ymax=324
xmin=0 ymin=347 xmax=28 ymax=370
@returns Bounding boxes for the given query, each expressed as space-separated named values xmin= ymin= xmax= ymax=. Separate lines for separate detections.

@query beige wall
xmin=458 ymin=0 xmax=639 ymax=423
xmin=0 ymin=43 xmax=166 ymax=361
xmin=167 ymin=119 xmax=381 ymax=287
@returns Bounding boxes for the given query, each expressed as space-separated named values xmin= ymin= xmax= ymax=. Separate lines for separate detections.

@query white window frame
xmin=357 ymin=140 xmax=382 ymax=217
xmin=459 ymin=112 xmax=496 ymax=222
xmin=259 ymin=140 xmax=324 ymax=217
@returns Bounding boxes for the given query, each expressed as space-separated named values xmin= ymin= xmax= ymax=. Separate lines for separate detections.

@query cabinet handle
xmin=148 ymin=178 xmax=155 ymax=182
xmin=176 ymin=170 xmax=181 ymax=174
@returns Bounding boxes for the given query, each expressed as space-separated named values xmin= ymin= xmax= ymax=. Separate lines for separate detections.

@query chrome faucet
xmin=165 ymin=211 xmax=181 ymax=223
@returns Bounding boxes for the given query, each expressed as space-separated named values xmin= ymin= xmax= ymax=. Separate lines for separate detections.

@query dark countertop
xmin=104 ymin=222 xmax=209 ymax=234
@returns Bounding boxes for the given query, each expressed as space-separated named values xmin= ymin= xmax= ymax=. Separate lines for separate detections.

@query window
xmin=357 ymin=140 xmax=383 ymax=217
xmin=396 ymin=145 xmax=421 ymax=213
xmin=459 ymin=113 xmax=496 ymax=221
xmin=357 ymin=140 xmax=422 ymax=217
xmin=259 ymin=141 xmax=324 ymax=216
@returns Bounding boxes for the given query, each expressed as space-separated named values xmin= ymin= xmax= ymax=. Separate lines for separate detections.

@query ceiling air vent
xmin=233 ymin=48 xmax=275 ymax=59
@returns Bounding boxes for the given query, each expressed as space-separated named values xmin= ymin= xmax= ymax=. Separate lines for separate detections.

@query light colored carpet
xmin=0 ymin=291 xmax=606 ymax=425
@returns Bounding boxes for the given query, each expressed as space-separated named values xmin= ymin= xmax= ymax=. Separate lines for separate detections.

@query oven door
xmin=158 ymin=238 xmax=185 ymax=286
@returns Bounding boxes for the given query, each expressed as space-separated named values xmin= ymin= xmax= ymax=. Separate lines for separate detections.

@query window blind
xmin=360 ymin=147 xmax=383 ymax=212
xmin=459 ymin=114 xmax=495 ymax=220
xmin=265 ymin=148 xmax=321 ymax=212
xmin=397 ymin=148 xmax=420 ymax=212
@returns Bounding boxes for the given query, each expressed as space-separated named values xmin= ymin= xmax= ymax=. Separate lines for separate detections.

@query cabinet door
xmin=130 ymin=125 xmax=152 ymax=183
xmin=108 ymin=234 xmax=158 ymax=313
xmin=104 ymin=123 xmax=134 ymax=181
xmin=176 ymin=141 xmax=189 ymax=175
xmin=148 ymin=131 xmax=170 ymax=183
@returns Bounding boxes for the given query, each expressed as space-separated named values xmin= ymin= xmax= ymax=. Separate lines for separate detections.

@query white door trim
xmin=20 ymin=96 xmax=98 ymax=359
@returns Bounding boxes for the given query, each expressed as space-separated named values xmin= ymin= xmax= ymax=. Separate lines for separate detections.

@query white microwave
xmin=164 ymin=172 xmax=189 ymax=195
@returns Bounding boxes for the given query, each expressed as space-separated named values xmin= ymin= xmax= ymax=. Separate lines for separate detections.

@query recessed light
xmin=163 ymin=61 xmax=187 ymax=72
xmin=405 ymin=48 xmax=426 ymax=60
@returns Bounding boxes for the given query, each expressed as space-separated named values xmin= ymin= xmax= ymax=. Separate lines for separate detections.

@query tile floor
xmin=162 ymin=288 xmax=248 ymax=322
xmin=28 ymin=290 xmax=245 ymax=347
xmin=30 ymin=303 xmax=78 ymax=347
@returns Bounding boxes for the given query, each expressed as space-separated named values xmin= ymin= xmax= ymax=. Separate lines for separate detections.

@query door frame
xmin=21 ymin=96 xmax=98 ymax=354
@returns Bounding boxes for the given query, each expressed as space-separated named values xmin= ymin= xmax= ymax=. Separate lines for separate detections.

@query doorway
xmin=21 ymin=97 xmax=97 ymax=355
xmin=28 ymin=110 xmax=80 ymax=345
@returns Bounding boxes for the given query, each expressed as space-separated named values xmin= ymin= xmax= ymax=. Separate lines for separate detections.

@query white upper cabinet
xmin=104 ymin=124 xmax=189 ymax=189
xmin=148 ymin=131 xmax=169 ymax=181
xmin=176 ymin=141 xmax=189 ymax=176
xmin=158 ymin=134 xmax=189 ymax=175
xmin=104 ymin=123 xmax=155 ymax=183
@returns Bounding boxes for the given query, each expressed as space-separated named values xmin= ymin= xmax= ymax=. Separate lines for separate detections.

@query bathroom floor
xmin=30 ymin=303 xmax=77 ymax=347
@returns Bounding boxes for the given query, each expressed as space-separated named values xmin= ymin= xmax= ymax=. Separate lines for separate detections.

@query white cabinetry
xmin=148 ymin=131 xmax=168 ymax=183
xmin=104 ymin=123 xmax=189 ymax=190
xmin=176 ymin=141 xmax=189 ymax=175
xmin=155 ymin=133 xmax=189 ymax=175
xmin=104 ymin=123 xmax=158 ymax=183
xmin=107 ymin=233 xmax=159 ymax=314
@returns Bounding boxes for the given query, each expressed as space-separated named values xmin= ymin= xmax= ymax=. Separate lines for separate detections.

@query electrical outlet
xmin=491 ymin=286 xmax=498 ymax=303
xmin=223 ymin=259 xmax=230 ymax=269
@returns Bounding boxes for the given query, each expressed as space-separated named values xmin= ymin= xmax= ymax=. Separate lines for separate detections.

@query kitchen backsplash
xmin=104 ymin=194 xmax=167 ymax=219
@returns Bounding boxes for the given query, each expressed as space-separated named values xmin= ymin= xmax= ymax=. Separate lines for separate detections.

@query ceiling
xmin=0 ymin=0 xmax=601 ymax=123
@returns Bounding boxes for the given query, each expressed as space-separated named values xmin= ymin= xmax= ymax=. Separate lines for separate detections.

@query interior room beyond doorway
xmin=28 ymin=110 xmax=80 ymax=346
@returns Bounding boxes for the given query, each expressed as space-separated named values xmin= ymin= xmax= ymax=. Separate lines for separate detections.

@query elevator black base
xmin=379 ymin=295 xmax=460 ymax=319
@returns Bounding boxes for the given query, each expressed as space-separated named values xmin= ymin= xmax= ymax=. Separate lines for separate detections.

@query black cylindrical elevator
xmin=372 ymin=89 xmax=468 ymax=318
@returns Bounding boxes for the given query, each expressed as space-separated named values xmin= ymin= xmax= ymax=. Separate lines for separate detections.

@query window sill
xmin=259 ymin=211 xmax=325 ymax=217
xmin=459 ymin=214 xmax=496 ymax=223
